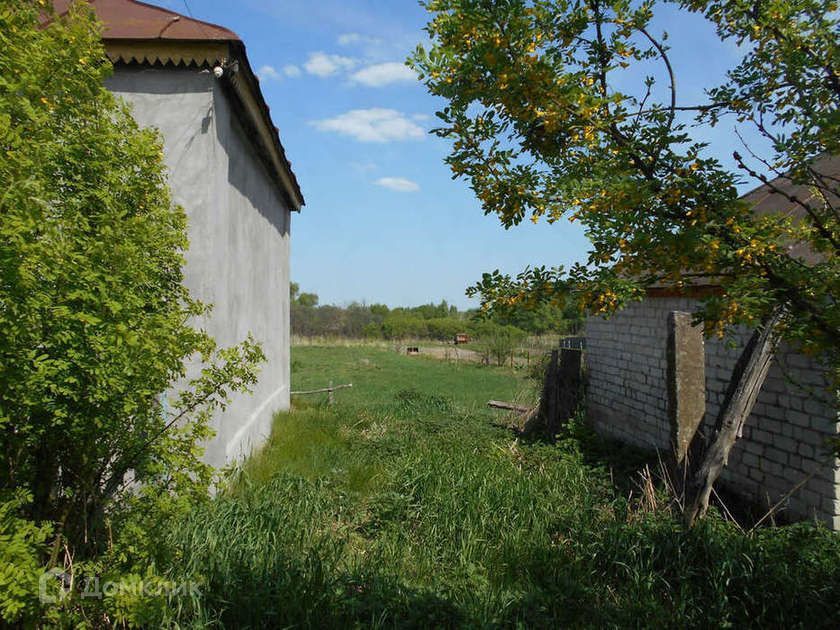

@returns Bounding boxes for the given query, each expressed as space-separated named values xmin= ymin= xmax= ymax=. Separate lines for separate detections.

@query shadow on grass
xmin=514 ymin=409 xmax=656 ymax=497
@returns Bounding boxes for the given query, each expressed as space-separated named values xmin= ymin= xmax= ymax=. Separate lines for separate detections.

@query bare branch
xmin=637 ymin=26 xmax=676 ymax=130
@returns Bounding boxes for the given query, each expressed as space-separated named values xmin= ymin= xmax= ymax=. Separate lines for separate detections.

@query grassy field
xmin=162 ymin=346 xmax=840 ymax=628
xmin=290 ymin=345 xmax=529 ymax=408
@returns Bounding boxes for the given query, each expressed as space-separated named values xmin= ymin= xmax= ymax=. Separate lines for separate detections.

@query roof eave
xmin=226 ymin=41 xmax=305 ymax=211
xmin=104 ymin=39 xmax=304 ymax=211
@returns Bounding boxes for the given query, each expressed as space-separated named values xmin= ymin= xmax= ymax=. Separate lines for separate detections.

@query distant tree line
xmin=290 ymin=283 xmax=581 ymax=341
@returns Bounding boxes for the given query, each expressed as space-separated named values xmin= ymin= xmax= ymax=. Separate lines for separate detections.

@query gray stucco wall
xmin=585 ymin=298 xmax=839 ymax=527
xmin=106 ymin=66 xmax=291 ymax=468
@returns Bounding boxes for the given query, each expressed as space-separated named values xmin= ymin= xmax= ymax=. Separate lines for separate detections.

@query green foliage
xmin=0 ymin=2 xmax=263 ymax=623
xmin=426 ymin=316 xmax=464 ymax=340
xmin=0 ymin=491 xmax=52 ymax=623
xmin=471 ymin=319 xmax=527 ymax=365
xmin=153 ymin=346 xmax=840 ymax=627
xmin=290 ymin=282 xmax=577 ymax=339
xmin=411 ymin=0 xmax=839 ymax=358
xmin=380 ymin=312 xmax=430 ymax=339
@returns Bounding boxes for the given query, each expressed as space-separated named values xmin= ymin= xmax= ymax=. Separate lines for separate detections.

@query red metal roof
xmin=52 ymin=0 xmax=240 ymax=41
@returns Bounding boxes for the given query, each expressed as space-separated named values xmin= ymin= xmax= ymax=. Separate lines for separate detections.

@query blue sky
xmin=150 ymin=0 xmax=755 ymax=309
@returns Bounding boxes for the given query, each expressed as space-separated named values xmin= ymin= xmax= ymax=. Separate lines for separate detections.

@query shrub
xmin=471 ymin=320 xmax=527 ymax=365
xmin=0 ymin=3 xmax=263 ymax=623
xmin=0 ymin=491 xmax=52 ymax=624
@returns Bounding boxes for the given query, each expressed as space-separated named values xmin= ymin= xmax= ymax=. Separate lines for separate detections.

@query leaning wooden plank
xmin=487 ymin=400 xmax=531 ymax=413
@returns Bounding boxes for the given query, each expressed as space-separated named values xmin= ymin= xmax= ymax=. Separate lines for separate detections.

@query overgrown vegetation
xmin=152 ymin=346 xmax=840 ymax=627
xmin=0 ymin=3 xmax=262 ymax=624
xmin=2 ymin=1 xmax=838 ymax=625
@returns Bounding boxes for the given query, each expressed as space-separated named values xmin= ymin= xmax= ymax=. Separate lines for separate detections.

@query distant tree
xmin=485 ymin=290 xmax=581 ymax=335
xmin=344 ymin=302 xmax=378 ymax=337
xmin=472 ymin=321 xmax=527 ymax=366
xmin=427 ymin=317 xmax=465 ymax=340
xmin=296 ymin=292 xmax=319 ymax=308
xmin=370 ymin=303 xmax=390 ymax=319
xmin=381 ymin=314 xmax=430 ymax=339
xmin=412 ymin=0 xmax=838 ymax=524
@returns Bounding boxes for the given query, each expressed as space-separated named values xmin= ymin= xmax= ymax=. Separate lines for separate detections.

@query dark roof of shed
xmin=739 ymin=153 xmax=838 ymax=265
xmin=646 ymin=154 xmax=837 ymax=297
xmin=49 ymin=0 xmax=304 ymax=209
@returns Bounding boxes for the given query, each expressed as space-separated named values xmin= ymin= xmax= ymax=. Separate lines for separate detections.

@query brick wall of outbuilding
xmin=585 ymin=297 xmax=839 ymax=528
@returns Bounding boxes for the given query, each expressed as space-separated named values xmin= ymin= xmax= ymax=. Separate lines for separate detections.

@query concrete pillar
xmin=667 ymin=311 xmax=706 ymax=469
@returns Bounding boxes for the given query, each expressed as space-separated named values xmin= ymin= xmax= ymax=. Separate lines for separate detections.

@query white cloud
xmin=257 ymin=65 xmax=281 ymax=81
xmin=311 ymin=108 xmax=426 ymax=143
xmin=338 ymin=32 xmax=362 ymax=45
xmin=283 ymin=64 xmax=302 ymax=78
xmin=304 ymin=51 xmax=357 ymax=77
xmin=351 ymin=161 xmax=378 ymax=173
xmin=375 ymin=177 xmax=420 ymax=193
xmin=338 ymin=32 xmax=382 ymax=47
xmin=350 ymin=62 xmax=418 ymax=87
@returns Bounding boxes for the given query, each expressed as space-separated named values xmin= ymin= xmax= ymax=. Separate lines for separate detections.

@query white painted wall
xmin=106 ymin=66 xmax=291 ymax=468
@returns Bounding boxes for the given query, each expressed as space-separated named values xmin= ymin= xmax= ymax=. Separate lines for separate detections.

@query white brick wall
xmin=585 ymin=297 xmax=839 ymax=528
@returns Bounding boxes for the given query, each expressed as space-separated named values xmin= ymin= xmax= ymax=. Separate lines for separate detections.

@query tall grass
xmin=159 ymin=348 xmax=840 ymax=628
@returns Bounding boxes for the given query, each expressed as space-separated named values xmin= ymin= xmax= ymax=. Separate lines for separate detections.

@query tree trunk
xmin=683 ymin=306 xmax=786 ymax=527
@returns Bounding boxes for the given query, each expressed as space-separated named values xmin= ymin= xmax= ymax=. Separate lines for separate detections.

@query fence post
xmin=328 ymin=380 xmax=335 ymax=406
xmin=542 ymin=350 xmax=560 ymax=435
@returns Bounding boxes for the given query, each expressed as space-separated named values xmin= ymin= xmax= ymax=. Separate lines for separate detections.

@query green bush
xmin=471 ymin=320 xmax=527 ymax=365
xmin=0 ymin=3 xmax=263 ymax=624
xmin=0 ymin=491 xmax=52 ymax=624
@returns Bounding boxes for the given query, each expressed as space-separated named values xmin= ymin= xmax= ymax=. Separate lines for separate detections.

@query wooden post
xmin=684 ymin=306 xmax=785 ymax=526
xmin=542 ymin=350 xmax=560 ymax=435
xmin=328 ymin=380 xmax=334 ymax=405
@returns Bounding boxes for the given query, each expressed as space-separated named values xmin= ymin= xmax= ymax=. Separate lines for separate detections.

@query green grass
xmin=162 ymin=346 xmax=840 ymax=628
xmin=289 ymin=345 xmax=529 ymax=409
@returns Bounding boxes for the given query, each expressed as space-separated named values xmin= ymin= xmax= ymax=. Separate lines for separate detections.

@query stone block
xmin=741 ymin=452 xmax=760 ymax=468
xmin=765 ymin=449 xmax=788 ymax=465
xmin=763 ymin=418 xmax=783 ymax=435
xmin=751 ymin=429 xmax=773 ymax=444
xmin=804 ymin=398 xmax=830 ymax=416
xmin=773 ymin=435 xmax=797 ymax=453
xmin=744 ymin=440 xmax=765 ymax=456
xmin=786 ymin=410 xmax=810 ymax=426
